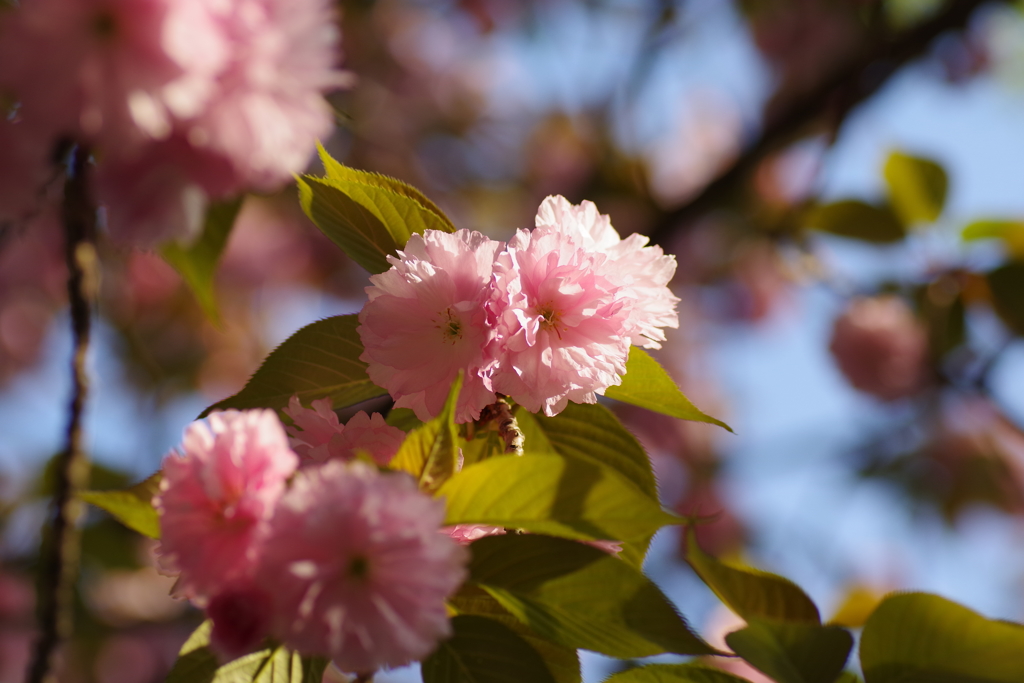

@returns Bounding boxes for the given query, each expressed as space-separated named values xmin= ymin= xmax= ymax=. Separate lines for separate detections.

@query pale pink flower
xmin=255 ymin=461 xmax=467 ymax=672
xmin=491 ymin=224 xmax=631 ymax=416
xmin=0 ymin=0 xmax=224 ymax=152
xmin=829 ymin=296 xmax=929 ymax=401
xmin=182 ymin=0 xmax=348 ymax=191
xmin=443 ymin=524 xmax=506 ymax=545
xmin=535 ymin=195 xmax=680 ymax=349
xmin=154 ymin=409 xmax=298 ymax=603
xmin=359 ymin=230 xmax=503 ymax=423
xmin=283 ymin=396 xmax=404 ymax=466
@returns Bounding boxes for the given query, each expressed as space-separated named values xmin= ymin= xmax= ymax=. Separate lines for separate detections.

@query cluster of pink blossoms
xmin=0 ymin=0 xmax=346 ymax=245
xmin=154 ymin=408 xmax=467 ymax=671
xmin=358 ymin=196 xmax=680 ymax=422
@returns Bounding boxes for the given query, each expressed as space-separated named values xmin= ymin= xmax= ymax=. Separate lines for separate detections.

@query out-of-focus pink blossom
xmin=0 ymin=119 xmax=52 ymax=224
xmin=829 ymin=296 xmax=930 ymax=401
xmin=702 ymin=605 xmax=775 ymax=683
xmin=154 ymin=409 xmax=298 ymax=603
xmin=443 ymin=524 xmax=505 ymax=545
xmin=207 ymin=585 xmax=273 ymax=660
xmin=534 ymin=195 xmax=680 ymax=349
xmin=255 ymin=461 xmax=467 ymax=673
xmin=283 ymin=396 xmax=405 ymax=466
xmin=583 ymin=539 xmax=623 ymax=556
xmin=491 ymin=223 xmax=631 ymax=416
xmin=359 ymin=230 xmax=503 ymax=423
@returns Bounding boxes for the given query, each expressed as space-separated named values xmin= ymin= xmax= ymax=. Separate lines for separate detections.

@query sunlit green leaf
xmin=79 ymin=472 xmax=162 ymax=539
xmin=390 ymin=374 xmax=462 ymax=493
xmin=460 ymin=430 xmax=505 ymax=468
xmin=317 ymin=145 xmax=457 ymax=233
xmin=449 ymin=585 xmax=581 ymax=683
xmin=986 ymin=262 xmax=1024 ymax=337
xmin=883 ymin=151 xmax=948 ymax=225
xmin=201 ymin=315 xmax=386 ymax=416
xmin=468 ymin=534 xmax=717 ymax=658
xmin=684 ymin=529 xmax=820 ymax=624
xmin=385 ymin=408 xmax=422 ymax=432
xmin=422 ymin=614 xmax=558 ymax=683
xmin=165 ymin=621 xmax=328 ymax=683
xmin=725 ymin=620 xmax=853 ymax=683
xmin=162 ymin=199 xmax=243 ymax=324
xmin=601 ymin=664 xmax=752 ymax=683
xmin=805 ymin=200 xmax=906 ymax=244
xmin=516 ymin=403 xmax=659 ymax=567
xmin=860 ymin=592 xmax=1024 ymax=683
xmin=439 ymin=452 xmax=680 ymax=542
xmin=604 ymin=348 xmax=731 ymax=431
xmin=962 ymin=219 xmax=1024 ymax=257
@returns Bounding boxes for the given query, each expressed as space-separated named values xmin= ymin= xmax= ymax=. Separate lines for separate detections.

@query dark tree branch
xmin=648 ymin=0 xmax=1002 ymax=245
xmin=27 ymin=145 xmax=97 ymax=683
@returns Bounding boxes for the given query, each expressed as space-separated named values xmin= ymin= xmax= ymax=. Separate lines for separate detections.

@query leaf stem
xmin=26 ymin=145 xmax=97 ymax=683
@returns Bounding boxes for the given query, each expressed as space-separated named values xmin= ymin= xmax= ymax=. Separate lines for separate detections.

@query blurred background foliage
xmin=5 ymin=0 xmax=1024 ymax=681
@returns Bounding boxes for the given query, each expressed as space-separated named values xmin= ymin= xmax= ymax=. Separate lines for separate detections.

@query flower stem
xmin=26 ymin=145 xmax=97 ymax=683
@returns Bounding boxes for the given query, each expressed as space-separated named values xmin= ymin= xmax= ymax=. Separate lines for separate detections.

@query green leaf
xmin=449 ymin=585 xmax=581 ymax=683
xmin=422 ymin=614 xmax=558 ymax=683
xmin=201 ymin=315 xmax=386 ymax=416
xmin=516 ymin=403 xmax=659 ymax=567
xmin=468 ymin=534 xmax=717 ymax=658
xmin=385 ymin=408 xmax=423 ymax=432
xmin=805 ymin=200 xmax=906 ymax=244
xmin=883 ymin=151 xmax=948 ymax=225
xmin=79 ymin=472 xmax=162 ymax=539
xmin=165 ymin=621 xmax=327 ymax=683
xmin=602 ymin=664 xmax=753 ymax=683
xmin=460 ymin=430 xmax=505 ymax=468
xmin=725 ymin=620 xmax=853 ymax=683
xmin=604 ymin=348 xmax=731 ymax=431
xmin=162 ymin=199 xmax=243 ymax=324
xmin=317 ymin=145 xmax=457 ymax=233
xmin=684 ymin=529 xmax=821 ymax=624
xmin=390 ymin=375 xmax=462 ymax=493
xmin=986 ymin=262 xmax=1024 ymax=337
xmin=860 ymin=592 xmax=1024 ymax=683
xmin=962 ymin=219 xmax=1024 ymax=257
xmin=517 ymin=403 xmax=657 ymax=500
xmin=439 ymin=452 xmax=680 ymax=542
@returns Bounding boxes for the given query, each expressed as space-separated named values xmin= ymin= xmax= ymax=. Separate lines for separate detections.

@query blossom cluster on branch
xmin=358 ymin=195 xmax=681 ymax=422
xmin=0 ymin=0 xmax=346 ymax=245
xmin=154 ymin=408 xmax=467 ymax=673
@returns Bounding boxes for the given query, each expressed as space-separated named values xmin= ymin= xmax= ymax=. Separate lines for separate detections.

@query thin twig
xmin=479 ymin=397 xmax=524 ymax=455
xmin=647 ymin=0 xmax=1002 ymax=245
xmin=27 ymin=145 xmax=97 ymax=683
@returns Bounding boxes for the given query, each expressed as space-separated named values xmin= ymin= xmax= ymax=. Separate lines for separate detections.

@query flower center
xmin=347 ymin=555 xmax=370 ymax=581
xmin=437 ymin=307 xmax=462 ymax=344
xmin=537 ymin=303 xmax=563 ymax=336
xmin=91 ymin=9 xmax=118 ymax=40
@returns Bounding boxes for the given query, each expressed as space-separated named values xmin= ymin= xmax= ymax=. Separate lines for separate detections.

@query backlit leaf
xmin=962 ymin=219 xmax=1024 ymax=257
xmin=986 ymin=262 xmax=1024 ymax=337
xmin=684 ymin=529 xmax=820 ymax=624
xmin=725 ymin=620 xmax=853 ymax=683
xmin=468 ymin=534 xmax=717 ymax=658
xmin=162 ymin=199 xmax=243 ymax=324
xmin=79 ymin=472 xmax=162 ymax=539
xmin=201 ymin=315 xmax=386 ymax=416
xmin=805 ymin=200 xmax=906 ymax=244
xmin=390 ymin=375 xmax=462 ymax=493
xmin=860 ymin=592 xmax=1024 ymax=683
xmin=605 ymin=348 xmax=731 ymax=431
xmin=422 ymin=614 xmax=558 ymax=683
xmin=439 ymin=452 xmax=680 ymax=542
xmin=602 ymin=664 xmax=753 ymax=683
xmin=883 ymin=151 xmax=948 ymax=225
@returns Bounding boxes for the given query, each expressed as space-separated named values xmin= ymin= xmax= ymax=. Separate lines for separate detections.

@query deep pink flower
xmin=207 ymin=584 xmax=273 ymax=660
xmin=359 ymin=230 xmax=503 ymax=423
xmin=0 ymin=119 xmax=52 ymax=224
xmin=535 ymin=195 xmax=679 ymax=349
xmin=255 ymin=461 xmax=467 ymax=673
xmin=283 ymin=396 xmax=405 ymax=467
xmin=829 ymin=296 xmax=929 ymax=401
xmin=491 ymin=224 xmax=631 ymax=416
xmin=154 ymin=409 xmax=298 ymax=603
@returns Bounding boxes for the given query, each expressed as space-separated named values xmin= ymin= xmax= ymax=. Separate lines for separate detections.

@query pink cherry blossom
xmin=829 ymin=295 xmax=929 ymax=401
xmin=283 ymin=396 xmax=405 ymax=466
xmin=154 ymin=409 xmax=298 ymax=603
xmin=0 ymin=119 xmax=52 ymax=224
xmin=491 ymin=224 xmax=632 ymax=416
xmin=359 ymin=229 xmax=503 ymax=423
xmin=255 ymin=461 xmax=467 ymax=673
xmin=535 ymin=195 xmax=679 ymax=349
xmin=207 ymin=584 xmax=273 ymax=660
xmin=443 ymin=524 xmax=506 ymax=545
